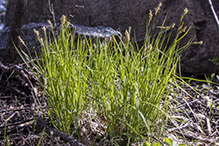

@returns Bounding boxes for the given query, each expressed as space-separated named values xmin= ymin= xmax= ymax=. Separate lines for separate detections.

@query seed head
xmin=61 ymin=15 xmax=66 ymax=25
xmin=157 ymin=23 xmax=175 ymax=31
xmin=34 ymin=29 xmax=40 ymax=41
xmin=148 ymin=10 xmax=153 ymax=24
xmin=166 ymin=23 xmax=175 ymax=31
xmin=125 ymin=29 xmax=130 ymax=46
xmin=18 ymin=36 xmax=27 ymax=48
xmin=128 ymin=26 xmax=131 ymax=34
xmin=179 ymin=26 xmax=187 ymax=34
xmin=47 ymin=20 xmax=54 ymax=33
xmin=180 ymin=8 xmax=188 ymax=22
xmin=193 ymin=41 xmax=203 ymax=45
xmin=42 ymin=26 xmax=47 ymax=38
xmin=155 ymin=2 xmax=162 ymax=16
xmin=183 ymin=8 xmax=188 ymax=16
xmin=47 ymin=20 xmax=53 ymax=28
xmin=42 ymin=26 xmax=46 ymax=32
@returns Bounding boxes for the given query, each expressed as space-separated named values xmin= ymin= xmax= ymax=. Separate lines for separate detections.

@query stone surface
xmin=4 ymin=0 xmax=219 ymax=74
xmin=0 ymin=22 xmax=121 ymax=62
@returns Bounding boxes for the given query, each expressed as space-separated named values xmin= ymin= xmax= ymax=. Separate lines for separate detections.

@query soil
xmin=0 ymin=62 xmax=218 ymax=146
xmin=0 ymin=62 xmax=84 ymax=146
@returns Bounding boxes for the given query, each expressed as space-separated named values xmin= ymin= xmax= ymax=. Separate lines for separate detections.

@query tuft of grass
xmin=16 ymin=3 xmax=194 ymax=145
xmin=3 ymin=115 xmax=7 ymax=146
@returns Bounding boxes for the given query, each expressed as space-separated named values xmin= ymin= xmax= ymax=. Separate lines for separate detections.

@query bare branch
xmin=48 ymin=0 xmax=56 ymax=27
xmin=208 ymin=0 xmax=219 ymax=33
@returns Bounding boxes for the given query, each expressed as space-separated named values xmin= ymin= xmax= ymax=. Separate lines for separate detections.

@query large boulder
xmin=4 ymin=0 xmax=219 ymax=75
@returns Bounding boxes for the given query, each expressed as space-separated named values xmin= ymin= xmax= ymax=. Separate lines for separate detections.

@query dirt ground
xmin=0 ymin=62 xmax=218 ymax=146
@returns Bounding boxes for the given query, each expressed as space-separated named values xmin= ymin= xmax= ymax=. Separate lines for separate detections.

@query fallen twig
xmin=30 ymin=109 xmax=84 ymax=146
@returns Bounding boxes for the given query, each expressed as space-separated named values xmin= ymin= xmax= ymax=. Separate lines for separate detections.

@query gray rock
xmin=0 ymin=22 xmax=121 ymax=62
xmin=4 ymin=0 xmax=219 ymax=75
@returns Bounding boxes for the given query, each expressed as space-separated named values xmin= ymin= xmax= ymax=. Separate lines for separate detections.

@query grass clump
xmin=16 ymin=3 xmax=193 ymax=145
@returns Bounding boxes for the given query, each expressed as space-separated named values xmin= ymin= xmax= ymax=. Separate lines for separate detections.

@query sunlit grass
xmin=16 ymin=4 xmax=194 ymax=145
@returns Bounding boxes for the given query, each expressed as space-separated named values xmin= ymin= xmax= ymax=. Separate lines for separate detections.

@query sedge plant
xmin=16 ymin=3 xmax=193 ymax=145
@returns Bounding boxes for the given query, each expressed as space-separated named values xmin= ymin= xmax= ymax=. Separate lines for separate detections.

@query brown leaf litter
xmin=0 ymin=61 xmax=218 ymax=146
